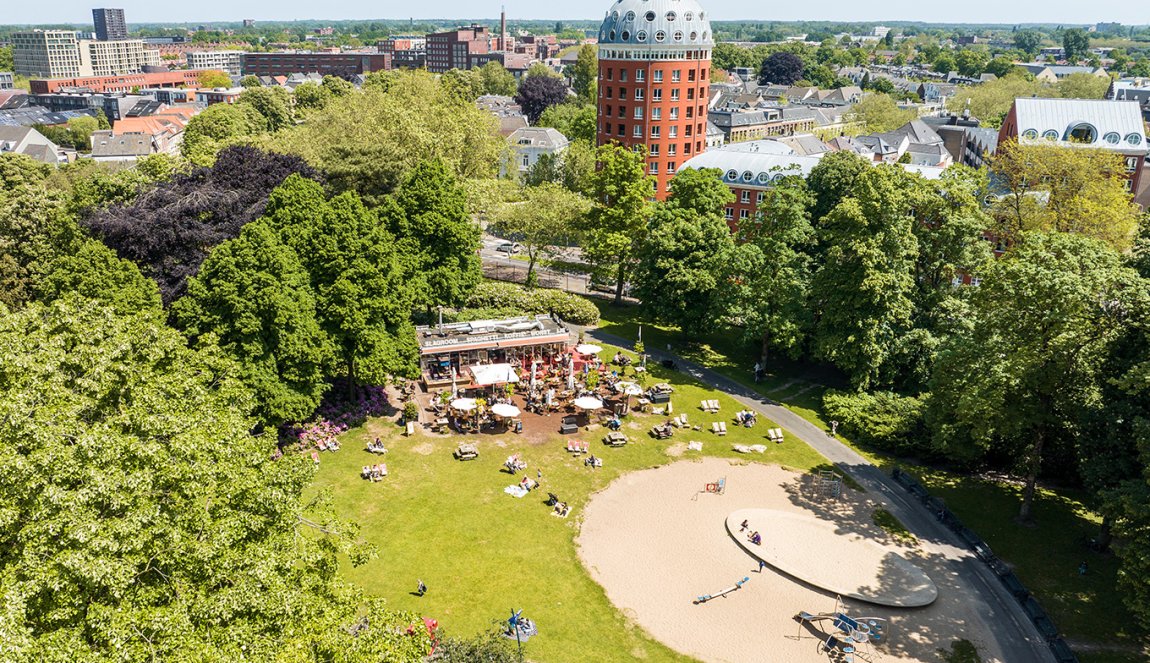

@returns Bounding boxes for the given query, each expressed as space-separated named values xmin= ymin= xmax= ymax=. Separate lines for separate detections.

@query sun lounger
xmin=712 ymin=421 xmax=727 ymax=435
xmin=567 ymin=440 xmax=584 ymax=453
xmin=768 ymin=428 xmax=785 ymax=442
xmin=687 ymin=441 xmax=703 ymax=451
xmin=362 ymin=465 xmax=371 ymax=479
xmin=311 ymin=451 xmax=320 ymax=464
xmin=750 ymin=444 xmax=767 ymax=454
xmin=732 ymin=444 xmax=752 ymax=453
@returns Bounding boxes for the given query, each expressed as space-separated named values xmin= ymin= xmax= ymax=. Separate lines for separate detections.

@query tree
xmin=391 ymin=160 xmax=483 ymax=310
xmin=0 ymin=182 xmax=82 ymax=310
xmin=321 ymin=74 xmax=354 ymax=97
xmin=494 ymin=183 xmax=590 ymax=288
xmin=536 ymin=103 xmax=596 ymax=144
xmin=954 ymin=49 xmax=989 ymax=77
xmin=928 ymin=233 xmax=1140 ymax=522
xmin=806 ymin=150 xmax=870 ymax=221
xmin=515 ymin=70 xmax=569 ymax=124
xmin=1057 ymin=72 xmax=1110 ymax=99
xmin=1013 ymin=30 xmax=1042 ymax=56
xmin=932 ymin=51 xmax=956 ymax=74
xmin=569 ymin=43 xmax=598 ymax=102
xmin=712 ymin=42 xmax=756 ymax=71
xmin=850 ymin=93 xmax=916 ymax=133
xmin=584 ymin=144 xmax=653 ymax=305
xmin=477 ymin=60 xmax=517 ymax=96
xmin=0 ymin=298 xmax=432 ymax=661
xmin=38 ymin=238 xmax=161 ymax=317
xmin=267 ymin=70 xmax=505 ymax=204
xmin=65 ymin=115 xmax=98 ymax=152
xmin=440 ymin=67 xmax=483 ymax=101
xmin=240 ymin=74 xmax=263 ymax=88
xmin=560 ymin=139 xmax=596 ymax=196
xmin=945 ymin=73 xmax=1046 ymax=127
xmin=758 ymin=52 xmax=805 ymax=85
xmin=633 ymin=171 xmax=735 ymax=338
xmin=728 ymin=176 xmax=815 ymax=363
xmin=292 ymin=81 xmax=332 ymax=111
xmin=0 ymin=45 xmax=12 ymax=72
xmin=811 ymin=167 xmax=918 ymax=389
xmin=263 ymin=175 xmax=417 ymax=391
xmin=173 ymin=221 xmax=334 ymax=426
xmin=83 ymin=146 xmax=321 ymax=303
xmin=181 ymin=102 xmax=266 ymax=165
xmin=197 ymin=68 xmax=232 ymax=88
xmin=989 ymin=141 xmax=1141 ymax=250
xmin=1062 ymin=28 xmax=1091 ymax=63
xmin=238 ymin=86 xmax=294 ymax=132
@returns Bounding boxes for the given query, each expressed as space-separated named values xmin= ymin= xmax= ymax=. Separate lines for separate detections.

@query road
xmin=583 ymin=326 xmax=1059 ymax=663
xmin=479 ymin=236 xmax=639 ymax=302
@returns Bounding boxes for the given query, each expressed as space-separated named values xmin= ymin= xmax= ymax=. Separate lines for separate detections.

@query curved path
xmin=725 ymin=508 xmax=938 ymax=608
xmin=585 ymin=327 xmax=1057 ymax=663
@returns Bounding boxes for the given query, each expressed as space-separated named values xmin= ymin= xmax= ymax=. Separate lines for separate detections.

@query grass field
xmin=589 ymin=301 xmax=1149 ymax=660
xmin=310 ymin=344 xmax=827 ymax=662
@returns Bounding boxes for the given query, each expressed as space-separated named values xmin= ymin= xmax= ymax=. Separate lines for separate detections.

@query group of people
xmin=735 ymin=410 xmax=757 ymax=427
xmin=739 ymin=519 xmax=763 ymax=545
xmin=361 ymin=464 xmax=387 ymax=481
xmin=366 ymin=438 xmax=388 ymax=454
xmin=584 ymin=454 xmax=603 ymax=468
xmin=553 ymin=501 xmax=570 ymax=517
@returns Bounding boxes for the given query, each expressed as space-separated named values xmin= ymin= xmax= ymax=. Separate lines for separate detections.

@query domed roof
xmin=598 ymin=0 xmax=713 ymax=48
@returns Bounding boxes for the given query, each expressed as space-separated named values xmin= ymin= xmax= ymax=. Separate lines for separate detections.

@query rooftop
xmin=597 ymin=0 xmax=713 ymax=48
xmin=416 ymin=315 xmax=571 ymax=355
xmin=1011 ymin=97 xmax=1146 ymax=150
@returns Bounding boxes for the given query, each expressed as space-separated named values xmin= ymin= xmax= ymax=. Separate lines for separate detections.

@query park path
xmin=584 ymin=327 xmax=1058 ymax=663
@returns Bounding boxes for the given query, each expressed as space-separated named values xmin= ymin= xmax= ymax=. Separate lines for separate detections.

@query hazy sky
xmin=4 ymin=0 xmax=1145 ymax=27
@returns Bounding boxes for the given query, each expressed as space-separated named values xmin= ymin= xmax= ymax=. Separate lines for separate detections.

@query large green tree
xmin=1062 ymin=28 xmax=1091 ymax=63
xmin=0 ymin=298 xmax=431 ymax=661
xmin=477 ymin=60 xmax=518 ymax=96
xmin=568 ymin=44 xmax=598 ymax=102
xmin=238 ymin=86 xmax=295 ymax=132
xmin=494 ymin=183 xmax=590 ymax=288
xmin=928 ymin=232 xmax=1142 ymax=522
xmin=181 ymin=102 xmax=267 ymax=165
xmin=584 ymin=144 xmax=653 ymax=305
xmin=173 ymin=221 xmax=334 ymax=426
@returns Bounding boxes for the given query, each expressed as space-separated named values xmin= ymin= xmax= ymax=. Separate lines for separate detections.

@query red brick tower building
xmin=596 ymin=0 xmax=714 ymax=198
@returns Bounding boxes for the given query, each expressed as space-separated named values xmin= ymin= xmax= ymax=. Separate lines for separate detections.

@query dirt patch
xmin=411 ymin=443 xmax=435 ymax=456
xmin=665 ymin=442 xmax=686 ymax=457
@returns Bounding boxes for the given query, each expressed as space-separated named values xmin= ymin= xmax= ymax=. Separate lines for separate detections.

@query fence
xmin=890 ymin=467 xmax=1078 ymax=663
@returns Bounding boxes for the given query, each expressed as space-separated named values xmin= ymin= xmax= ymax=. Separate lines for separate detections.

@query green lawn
xmin=588 ymin=301 xmax=1150 ymax=658
xmin=311 ymin=344 xmax=826 ymax=662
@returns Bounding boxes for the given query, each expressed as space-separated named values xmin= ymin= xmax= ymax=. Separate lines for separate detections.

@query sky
xmin=3 ymin=0 xmax=1147 ymax=27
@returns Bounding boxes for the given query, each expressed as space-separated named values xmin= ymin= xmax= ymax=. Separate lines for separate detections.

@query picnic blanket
xmin=504 ymin=485 xmax=529 ymax=498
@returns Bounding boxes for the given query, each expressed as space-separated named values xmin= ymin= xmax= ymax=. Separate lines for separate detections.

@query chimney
xmin=500 ymin=7 xmax=507 ymax=52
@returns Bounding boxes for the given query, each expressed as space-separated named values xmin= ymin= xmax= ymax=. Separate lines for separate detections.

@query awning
xmin=469 ymin=363 xmax=521 ymax=386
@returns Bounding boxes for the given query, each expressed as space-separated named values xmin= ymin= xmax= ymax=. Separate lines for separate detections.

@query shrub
xmin=402 ymin=400 xmax=419 ymax=422
xmin=822 ymin=390 xmax=929 ymax=455
xmin=465 ymin=281 xmax=600 ymax=325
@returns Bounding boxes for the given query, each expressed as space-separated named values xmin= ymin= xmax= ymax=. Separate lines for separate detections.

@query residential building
xmin=425 ymin=25 xmax=491 ymax=73
xmin=240 ymin=52 xmax=390 ymax=78
xmin=0 ymin=125 xmax=68 ymax=164
xmin=708 ymin=106 xmax=817 ymax=143
xmin=26 ymin=92 xmax=151 ymax=122
xmin=998 ymin=97 xmax=1147 ymax=195
xmin=596 ymin=0 xmax=714 ymax=198
xmin=30 ymin=70 xmax=204 ymax=94
xmin=186 ymin=51 xmax=243 ymax=75
xmin=89 ymin=105 xmax=196 ymax=161
xmin=379 ymin=35 xmax=426 ymax=54
xmin=13 ymin=31 xmax=160 ymax=78
xmin=0 ymin=73 xmax=13 ymax=90
xmin=92 ymin=8 xmax=128 ymax=41
xmin=477 ymin=94 xmax=529 ymax=137
xmin=505 ymin=127 xmax=569 ymax=178
xmin=13 ymin=31 xmax=84 ymax=78
xmin=1109 ymin=79 xmax=1150 ymax=122
xmin=194 ymin=88 xmax=244 ymax=105
xmin=140 ymin=88 xmax=196 ymax=105
xmin=1015 ymin=63 xmax=1108 ymax=82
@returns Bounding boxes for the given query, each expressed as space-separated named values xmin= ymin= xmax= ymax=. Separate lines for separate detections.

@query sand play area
xmin=575 ymin=458 xmax=1008 ymax=663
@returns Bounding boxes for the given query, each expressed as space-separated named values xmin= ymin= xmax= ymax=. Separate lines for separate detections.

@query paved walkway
xmin=585 ymin=327 xmax=1058 ymax=663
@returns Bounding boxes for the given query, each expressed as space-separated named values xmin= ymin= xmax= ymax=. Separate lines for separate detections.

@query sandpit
xmin=726 ymin=508 xmax=938 ymax=607
xmin=575 ymin=458 xmax=1008 ymax=663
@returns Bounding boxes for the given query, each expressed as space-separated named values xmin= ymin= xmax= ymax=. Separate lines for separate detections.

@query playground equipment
xmin=794 ymin=600 xmax=889 ymax=662
xmin=816 ymin=469 xmax=843 ymax=499
xmin=693 ymin=477 xmax=727 ymax=501
xmin=693 ymin=576 xmax=749 ymax=604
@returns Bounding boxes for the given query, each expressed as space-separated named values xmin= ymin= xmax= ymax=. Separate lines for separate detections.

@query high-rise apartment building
xmin=93 ymin=8 xmax=129 ymax=41
xmin=596 ymin=0 xmax=714 ymax=198
xmin=425 ymin=25 xmax=491 ymax=73
xmin=13 ymin=30 xmax=159 ymax=78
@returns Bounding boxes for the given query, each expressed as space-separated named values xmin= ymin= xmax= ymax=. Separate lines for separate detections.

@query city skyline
xmin=1 ymin=1 xmax=1148 ymax=28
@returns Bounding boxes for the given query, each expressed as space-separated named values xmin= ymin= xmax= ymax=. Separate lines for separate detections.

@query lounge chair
xmin=361 ymin=465 xmax=371 ymax=479
xmin=712 ymin=421 xmax=727 ymax=435
xmin=732 ymin=444 xmax=752 ymax=453
xmin=566 ymin=440 xmax=584 ymax=453
xmin=311 ymin=451 xmax=320 ymax=464
xmin=687 ymin=441 xmax=703 ymax=451
xmin=769 ymin=428 xmax=785 ymax=442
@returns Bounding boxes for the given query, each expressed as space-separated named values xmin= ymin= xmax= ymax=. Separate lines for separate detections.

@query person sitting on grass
xmin=749 ymin=531 xmax=762 ymax=545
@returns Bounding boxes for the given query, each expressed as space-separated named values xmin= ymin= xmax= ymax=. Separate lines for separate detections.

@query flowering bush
xmin=281 ymin=379 xmax=390 ymax=449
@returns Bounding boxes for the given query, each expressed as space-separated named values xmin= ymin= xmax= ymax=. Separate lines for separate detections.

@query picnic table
xmin=604 ymin=432 xmax=628 ymax=447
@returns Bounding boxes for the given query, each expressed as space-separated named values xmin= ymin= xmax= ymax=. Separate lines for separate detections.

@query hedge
xmin=464 ymin=282 xmax=600 ymax=325
xmin=822 ymin=390 xmax=929 ymax=455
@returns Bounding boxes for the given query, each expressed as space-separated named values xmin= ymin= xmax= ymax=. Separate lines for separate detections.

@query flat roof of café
xmin=416 ymin=314 xmax=571 ymax=356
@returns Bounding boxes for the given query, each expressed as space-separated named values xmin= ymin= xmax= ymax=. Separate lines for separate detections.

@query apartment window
xmin=522 ymin=155 xmax=530 ymax=167
xmin=620 ymin=69 xmax=628 ymax=82
xmin=1126 ymin=156 xmax=1139 ymax=172
xmin=687 ymin=88 xmax=695 ymax=100
xmin=702 ymin=68 xmax=709 ymax=80
xmin=686 ymin=106 xmax=693 ymax=118
xmin=605 ymin=105 xmax=612 ymax=117
xmin=618 ymin=124 xmax=625 ymax=136
xmin=688 ymin=69 xmax=696 ymax=82
xmin=606 ymin=87 xmax=613 ymax=98
xmin=632 ymin=125 xmax=642 ymax=138
xmin=651 ymin=107 xmax=661 ymax=120
xmin=667 ymin=144 xmax=676 ymax=156
xmin=651 ymin=125 xmax=661 ymax=138
xmin=724 ymin=207 xmax=733 ymax=219
xmin=634 ymin=107 xmax=643 ymax=119
xmin=669 ymin=107 xmax=678 ymax=120
xmin=653 ymin=70 xmax=663 ymax=82
xmin=757 ymin=192 xmax=765 ymax=204
xmin=740 ymin=209 xmax=749 ymax=220
xmin=618 ymin=106 xmax=625 ymax=117
xmin=667 ymin=161 xmax=676 ymax=173
xmin=684 ymin=142 xmax=692 ymax=154
xmin=685 ymin=125 xmax=692 ymax=137
xmin=671 ymin=89 xmax=680 ymax=101
xmin=669 ymin=126 xmax=678 ymax=138
xmin=606 ymin=67 xmax=613 ymax=80
xmin=619 ymin=87 xmax=626 ymax=98
xmin=741 ymin=190 xmax=750 ymax=203
xmin=649 ymin=144 xmax=660 ymax=156
xmin=649 ymin=162 xmax=659 ymax=174
xmin=671 ymin=70 xmax=681 ymax=82
xmin=635 ymin=88 xmax=644 ymax=100
xmin=635 ymin=68 xmax=645 ymax=81
xmin=652 ymin=88 xmax=662 ymax=101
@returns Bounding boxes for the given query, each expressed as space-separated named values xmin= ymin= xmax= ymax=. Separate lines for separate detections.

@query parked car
xmin=495 ymin=241 xmax=521 ymax=255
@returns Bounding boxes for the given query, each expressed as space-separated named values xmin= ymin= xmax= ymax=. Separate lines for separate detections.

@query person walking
xmin=416 ymin=579 xmax=427 ymax=596
xmin=758 ymin=560 xmax=767 ymax=573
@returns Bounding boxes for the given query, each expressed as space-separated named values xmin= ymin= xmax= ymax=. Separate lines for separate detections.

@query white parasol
xmin=575 ymin=343 xmax=603 ymax=355
xmin=621 ymin=383 xmax=644 ymax=396
xmin=490 ymin=403 xmax=521 ymax=418
xmin=450 ymin=398 xmax=477 ymax=412
xmin=567 ymin=354 xmax=575 ymax=391
xmin=574 ymin=396 xmax=604 ymax=411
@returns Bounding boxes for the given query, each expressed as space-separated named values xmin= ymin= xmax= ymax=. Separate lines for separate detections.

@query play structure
xmin=692 ymin=576 xmax=749 ymax=604
xmin=693 ymin=477 xmax=727 ymax=501
xmin=816 ymin=469 xmax=843 ymax=499
xmin=794 ymin=600 xmax=889 ymax=662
